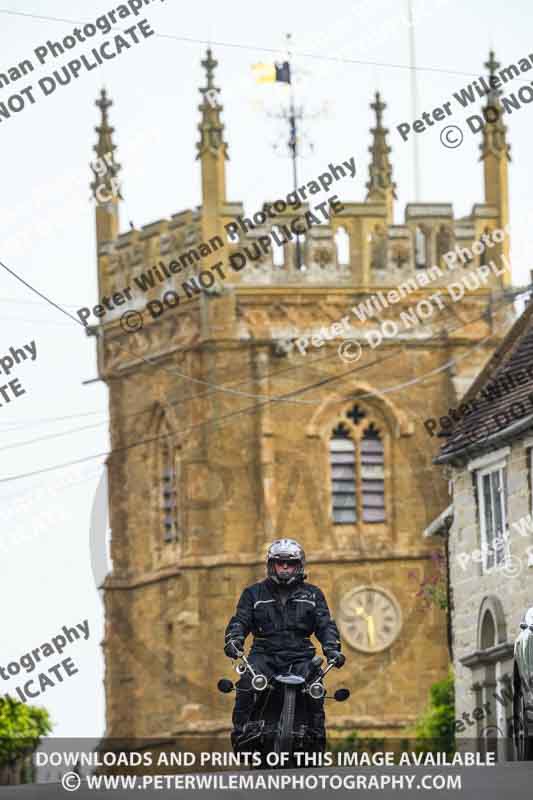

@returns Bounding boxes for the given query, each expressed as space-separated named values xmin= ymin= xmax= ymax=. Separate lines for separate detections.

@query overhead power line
xmin=0 ymin=284 xmax=523 ymax=481
xmin=0 ymin=8 xmax=511 ymax=83
xmin=0 ymin=280 xmax=521 ymax=457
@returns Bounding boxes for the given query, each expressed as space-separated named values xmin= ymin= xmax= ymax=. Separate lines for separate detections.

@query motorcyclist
xmin=223 ymin=538 xmax=345 ymax=749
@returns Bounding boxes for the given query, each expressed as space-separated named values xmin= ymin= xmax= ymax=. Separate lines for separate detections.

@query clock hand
xmin=367 ymin=616 xmax=376 ymax=647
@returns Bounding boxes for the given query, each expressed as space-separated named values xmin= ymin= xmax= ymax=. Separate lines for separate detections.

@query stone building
xmin=434 ymin=299 xmax=533 ymax=760
xmin=90 ymin=49 xmax=516 ymax=745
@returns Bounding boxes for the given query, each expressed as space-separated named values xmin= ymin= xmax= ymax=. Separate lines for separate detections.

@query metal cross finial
xmin=96 ymin=88 xmax=112 ymax=118
xmin=95 ymin=88 xmax=113 ymax=132
xmin=201 ymin=48 xmax=217 ymax=90
xmin=484 ymin=50 xmax=500 ymax=76
xmin=371 ymin=91 xmax=386 ymax=128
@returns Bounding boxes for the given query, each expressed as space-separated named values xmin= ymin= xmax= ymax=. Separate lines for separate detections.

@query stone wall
xmin=450 ymin=433 xmax=533 ymax=741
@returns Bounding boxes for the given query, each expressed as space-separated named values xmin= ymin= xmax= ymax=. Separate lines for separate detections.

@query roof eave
xmin=434 ymin=413 xmax=533 ymax=466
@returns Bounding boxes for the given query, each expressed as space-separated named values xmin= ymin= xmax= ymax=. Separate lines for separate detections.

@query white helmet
xmin=267 ymin=539 xmax=306 ymax=584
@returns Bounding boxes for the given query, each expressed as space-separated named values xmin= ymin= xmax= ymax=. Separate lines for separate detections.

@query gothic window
xmin=329 ymin=405 xmax=386 ymax=525
xmin=360 ymin=425 xmax=386 ymax=522
xmin=414 ymin=225 xmax=427 ymax=269
xmin=335 ymin=226 xmax=350 ymax=266
xmin=369 ymin=225 xmax=387 ymax=270
xmin=436 ymin=226 xmax=453 ymax=264
xmin=161 ymin=442 xmax=178 ymax=542
xmin=330 ymin=426 xmax=357 ymax=523
xmin=480 ymin=610 xmax=496 ymax=650
xmin=479 ymin=609 xmax=498 ymax=754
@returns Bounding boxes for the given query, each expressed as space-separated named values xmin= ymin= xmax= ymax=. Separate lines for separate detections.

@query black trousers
xmin=231 ymin=651 xmax=325 ymax=739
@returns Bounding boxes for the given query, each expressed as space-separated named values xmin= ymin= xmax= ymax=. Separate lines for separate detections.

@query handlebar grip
xmin=225 ymin=640 xmax=244 ymax=658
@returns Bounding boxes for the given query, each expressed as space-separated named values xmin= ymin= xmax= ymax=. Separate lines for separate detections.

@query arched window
xmin=480 ymin=610 xmax=496 ymax=650
xmin=329 ymin=405 xmax=386 ymax=524
xmin=161 ymin=442 xmax=177 ymax=542
xmin=335 ymin=226 xmax=350 ymax=266
xmin=414 ymin=226 xmax=427 ymax=269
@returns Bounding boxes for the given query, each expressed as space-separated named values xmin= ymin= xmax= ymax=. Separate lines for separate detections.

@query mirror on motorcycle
xmin=217 ymin=679 xmax=234 ymax=693
xmin=334 ymin=688 xmax=350 ymax=702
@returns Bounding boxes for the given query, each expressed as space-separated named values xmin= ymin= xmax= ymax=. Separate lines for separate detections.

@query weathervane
xmin=253 ymin=33 xmax=328 ymax=269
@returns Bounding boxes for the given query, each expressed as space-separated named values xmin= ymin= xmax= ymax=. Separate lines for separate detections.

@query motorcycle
xmin=217 ymin=650 xmax=350 ymax=766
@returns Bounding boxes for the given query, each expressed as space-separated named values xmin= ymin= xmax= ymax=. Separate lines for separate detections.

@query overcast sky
xmin=1 ymin=0 xmax=532 ymax=739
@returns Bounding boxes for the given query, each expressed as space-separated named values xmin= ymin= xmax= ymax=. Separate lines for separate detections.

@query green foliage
xmin=0 ymin=695 xmax=52 ymax=766
xmin=327 ymin=672 xmax=456 ymax=761
xmin=413 ymin=669 xmax=455 ymax=756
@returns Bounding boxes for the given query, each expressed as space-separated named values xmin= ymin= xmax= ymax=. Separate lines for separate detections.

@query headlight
xmin=308 ymin=682 xmax=325 ymax=700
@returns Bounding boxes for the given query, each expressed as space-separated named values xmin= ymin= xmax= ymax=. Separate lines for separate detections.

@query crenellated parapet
xmin=95 ymin=200 xmax=510 ymax=336
xmin=98 ymin=211 xmax=203 ymax=305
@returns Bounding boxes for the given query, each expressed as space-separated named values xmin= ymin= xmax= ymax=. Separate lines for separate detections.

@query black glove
xmin=326 ymin=651 xmax=345 ymax=668
xmin=224 ymin=639 xmax=244 ymax=659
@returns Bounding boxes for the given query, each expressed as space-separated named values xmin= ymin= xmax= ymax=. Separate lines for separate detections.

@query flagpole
xmin=286 ymin=33 xmax=302 ymax=270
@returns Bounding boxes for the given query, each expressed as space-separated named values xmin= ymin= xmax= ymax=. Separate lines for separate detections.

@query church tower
xmin=94 ymin=50 xmax=516 ymax=746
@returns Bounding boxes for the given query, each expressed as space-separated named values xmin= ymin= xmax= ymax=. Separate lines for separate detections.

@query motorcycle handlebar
xmin=235 ymin=651 xmax=343 ymax=682
xmin=319 ymin=661 xmax=336 ymax=680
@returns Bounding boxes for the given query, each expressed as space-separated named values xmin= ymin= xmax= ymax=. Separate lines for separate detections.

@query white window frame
xmin=467 ymin=446 xmax=510 ymax=472
xmin=477 ymin=460 xmax=509 ymax=574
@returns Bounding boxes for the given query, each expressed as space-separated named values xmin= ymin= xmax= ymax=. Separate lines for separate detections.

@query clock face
xmin=338 ymin=586 xmax=402 ymax=653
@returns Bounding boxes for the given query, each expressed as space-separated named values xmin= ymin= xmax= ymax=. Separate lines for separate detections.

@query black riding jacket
xmin=224 ymin=576 xmax=342 ymax=660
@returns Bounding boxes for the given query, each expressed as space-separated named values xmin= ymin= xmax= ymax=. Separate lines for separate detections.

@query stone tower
xmin=92 ymin=50 xmax=515 ymax=745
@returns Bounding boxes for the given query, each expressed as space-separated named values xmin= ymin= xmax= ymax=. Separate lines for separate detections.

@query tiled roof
xmin=435 ymin=300 xmax=533 ymax=464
